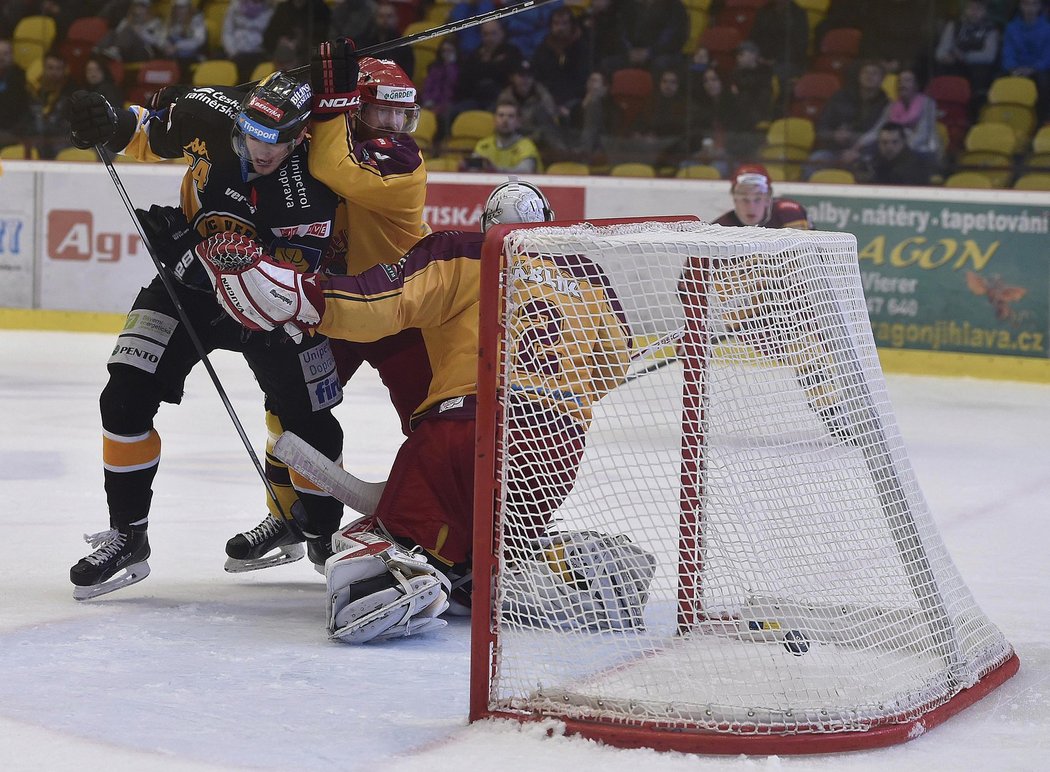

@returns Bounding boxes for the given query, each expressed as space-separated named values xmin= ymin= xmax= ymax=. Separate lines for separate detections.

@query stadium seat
xmin=442 ymin=110 xmax=494 ymax=154
xmin=546 ymin=161 xmax=591 ymax=176
xmin=126 ymin=59 xmax=181 ymax=105
xmin=412 ymin=108 xmax=438 ymax=153
xmin=943 ymin=171 xmax=995 ymax=189
xmin=926 ymin=75 xmax=972 ymax=155
xmin=55 ymin=147 xmax=100 ymax=162
xmin=811 ymin=27 xmax=861 ymax=77
xmin=807 ymin=168 xmax=855 ymax=184
xmin=882 ymin=72 xmax=898 ymax=100
xmin=789 ymin=72 xmax=840 ymax=121
xmin=977 ymin=105 xmax=1035 ymax=154
xmin=954 ymin=125 xmax=1015 ymax=187
xmin=403 ymin=21 xmax=443 ymax=83
xmin=1013 ymin=172 xmax=1050 ymax=190
xmin=762 ymin=163 xmax=791 ymax=182
xmin=610 ymin=69 xmax=654 ymax=128
xmin=796 ymin=0 xmax=831 ymax=43
xmin=698 ymin=25 xmax=743 ymax=72
xmin=203 ymin=1 xmax=229 ymax=55
xmin=12 ymin=15 xmax=56 ymax=70
xmin=610 ymin=163 xmax=656 ymax=178
xmin=676 ymin=164 xmax=722 ymax=179
xmin=60 ymin=17 xmax=111 ymax=84
xmin=715 ymin=0 xmax=763 ymax=38
xmin=424 ymin=156 xmax=462 ymax=172
xmin=986 ymin=76 xmax=1038 ymax=109
xmin=249 ymin=61 xmax=276 ymax=83
xmin=765 ymin=117 xmax=815 ymax=152
xmin=1023 ymin=125 xmax=1050 ymax=170
xmin=0 ymin=143 xmax=40 ymax=159
xmin=193 ymin=59 xmax=239 ymax=87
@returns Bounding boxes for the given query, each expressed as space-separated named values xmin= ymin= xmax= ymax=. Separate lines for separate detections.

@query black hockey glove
xmin=311 ymin=38 xmax=360 ymax=118
xmin=68 ymin=90 xmax=117 ymax=149
xmin=135 ymin=205 xmax=208 ymax=292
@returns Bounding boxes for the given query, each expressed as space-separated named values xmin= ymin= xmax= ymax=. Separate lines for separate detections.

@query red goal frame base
xmin=473 ymin=654 xmax=1018 ymax=756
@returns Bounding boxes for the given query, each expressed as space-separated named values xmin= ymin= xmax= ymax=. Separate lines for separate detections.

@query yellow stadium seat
xmin=610 ymin=162 xmax=656 ymax=177
xmin=442 ymin=110 xmax=494 ymax=154
xmin=987 ymin=76 xmax=1038 ymax=108
xmin=192 ymin=59 xmax=239 ymax=87
xmin=12 ymin=15 xmax=56 ymax=70
xmin=765 ymin=117 xmax=815 ymax=152
xmin=676 ymin=164 xmax=722 ymax=179
xmin=546 ymin=161 xmax=591 ymax=176
xmin=1012 ymin=172 xmax=1050 ymax=190
xmin=424 ymin=156 xmax=462 ymax=172
xmin=978 ymin=105 xmax=1036 ymax=153
xmin=1 ymin=143 xmax=41 ymax=159
xmin=944 ymin=171 xmax=995 ymax=188
xmin=250 ymin=61 xmax=276 ymax=83
xmin=204 ymin=1 xmax=229 ymax=54
xmin=55 ymin=147 xmax=100 ymax=162
xmin=808 ymin=168 xmax=856 ymax=184
xmin=412 ymin=108 xmax=439 ymax=153
xmin=882 ymin=72 xmax=898 ymax=101
xmin=762 ymin=163 xmax=794 ymax=182
xmin=955 ymin=122 xmax=1016 ymax=187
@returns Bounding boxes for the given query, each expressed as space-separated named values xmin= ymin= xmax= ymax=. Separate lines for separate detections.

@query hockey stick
xmin=245 ymin=0 xmax=560 ymax=88
xmin=95 ymin=147 xmax=288 ymax=520
xmin=273 ymin=431 xmax=386 ymax=515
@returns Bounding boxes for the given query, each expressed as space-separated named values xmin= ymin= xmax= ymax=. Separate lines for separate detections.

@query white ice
xmin=1 ymin=329 xmax=1047 ymax=771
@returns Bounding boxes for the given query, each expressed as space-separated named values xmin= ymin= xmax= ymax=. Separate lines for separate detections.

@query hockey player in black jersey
xmin=66 ymin=73 xmax=345 ymax=600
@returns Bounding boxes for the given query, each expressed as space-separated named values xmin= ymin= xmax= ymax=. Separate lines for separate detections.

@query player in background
xmin=197 ymin=180 xmax=655 ymax=643
xmin=66 ymin=73 xmax=345 ymax=599
xmin=223 ymin=40 xmax=434 ymax=572
xmin=714 ymin=163 xmax=811 ymax=229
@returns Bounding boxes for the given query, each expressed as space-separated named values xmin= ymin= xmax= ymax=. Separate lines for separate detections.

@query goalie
xmin=196 ymin=179 xmax=656 ymax=642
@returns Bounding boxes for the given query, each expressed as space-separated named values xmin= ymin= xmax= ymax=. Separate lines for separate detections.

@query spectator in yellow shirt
xmin=468 ymin=101 xmax=544 ymax=173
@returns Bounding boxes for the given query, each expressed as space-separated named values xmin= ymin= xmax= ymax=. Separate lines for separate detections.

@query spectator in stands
xmin=844 ymin=68 xmax=941 ymax=171
xmin=468 ymin=100 xmax=543 ymax=173
xmin=729 ymin=41 xmax=774 ymax=130
xmin=565 ymin=69 xmax=622 ymax=162
xmin=0 ymin=38 xmax=29 ymax=147
xmin=452 ymin=19 xmax=521 ymax=115
xmin=223 ymin=0 xmax=275 ymax=81
xmin=854 ymin=121 xmax=934 ymax=185
xmin=631 ymin=67 xmax=690 ymax=168
xmin=503 ymin=0 xmax=561 ymax=60
xmin=96 ymin=0 xmax=163 ymax=63
xmin=688 ymin=65 xmax=752 ymax=176
xmin=160 ymin=0 xmax=208 ymax=80
xmin=264 ymin=0 xmax=331 ymax=70
xmin=24 ymin=49 xmax=75 ymax=158
xmin=748 ymin=0 xmax=809 ymax=86
xmin=497 ymin=60 xmax=562 ymax=153
xmin=530 ymin=7 xmax=588 ymax=123
xmin=82 ymin=53 xmax=123 ymax=108
xmin=1001 ymin=0 xmax=1050 ymax=121
xmin=579 ymin=0 xmax=625 ymax=74
xmin=618 ymin=0 xmax=688 ymax=73
xmin=329 ymin=0 xmax=377 ymax=41
xmin=448 ymin=0 xmax=492 ymax=56
xmin=421 ymin=38 xmax=459 ymax=139
xmin=808 ymin=60 xmax=889 ymax=173
xmin=355 ymin=2 xmax=413 ymax=80
xmin=934 ymin=0 xmax=1000 ymax=106
xmin=858 ymin=0 xmax=939 ymax=76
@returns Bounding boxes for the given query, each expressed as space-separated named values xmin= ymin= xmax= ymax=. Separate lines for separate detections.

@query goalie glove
xmin=311 ymin=38 xmax=360 ymax=117
xmin=503 ymin=531 xmax=656 ymax=632
xmin=195 ymin=232 xmax=324 ymax=342
xmin=325 ymin=531 xmax=450 ymax=644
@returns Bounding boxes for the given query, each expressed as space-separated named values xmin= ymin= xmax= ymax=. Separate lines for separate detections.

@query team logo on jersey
xmin=200 ymin=212 xmax=256 ymax=240
xmin=271 ymin=221 xmax=331 ymax=240
xmin=247 ymin=96 xmax=284 ymax=122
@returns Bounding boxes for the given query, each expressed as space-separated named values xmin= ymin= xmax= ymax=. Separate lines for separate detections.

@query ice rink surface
xmin=1 ymin=329 xmax=1047 ymax=772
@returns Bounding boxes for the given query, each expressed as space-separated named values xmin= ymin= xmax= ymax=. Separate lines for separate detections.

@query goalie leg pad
xmin=503 ymin=531 xmax=656 ymax=632
xmin=325 ymin=531 xmax=450 ymax=644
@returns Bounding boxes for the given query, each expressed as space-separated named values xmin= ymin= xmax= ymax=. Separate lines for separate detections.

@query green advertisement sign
xmin=794 ymin=194 xmax=1050 ymax=359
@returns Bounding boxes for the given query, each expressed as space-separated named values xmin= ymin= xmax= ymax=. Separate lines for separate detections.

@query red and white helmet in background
xmin=355 ymin=57 xmax=420 ymax=135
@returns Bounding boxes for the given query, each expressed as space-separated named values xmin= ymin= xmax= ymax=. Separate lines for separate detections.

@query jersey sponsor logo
xmin=299 ymin=338 xmax=336 ymax=380
xmin=47 ymin=210 xmax=143 ymax=262
xmin=375 ymin=85 xmax=415 ymax=103
xmin=277 ymin=154 xmax=311 ymax=210
xmin=108 ymin=334 xmax=167 ymax=373
xmin=247 ymin=96 xmax=284 ymax=122
xmin=291 ymin=83 xmax=312 ymax=109
xmin=439 ymin=396 xmax=466 ymax=413
xmin=224 ymin=187 xmax=257 ymax=214
xmin=511 ymin=262 xmax=583 ymax=299
xmin=311 ymin=371 xmax=342 ymax=410
xmin=201 ymin=212 xmax=256 ymax=240
xmin=237 ymin=114 xmax=280 ymax=143
xmin=271 ymin=221 xmax=331 ymax=240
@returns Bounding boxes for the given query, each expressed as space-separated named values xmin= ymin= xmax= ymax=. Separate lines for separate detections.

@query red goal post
xmin=469 ymin=217 xmax=1017 ymax=755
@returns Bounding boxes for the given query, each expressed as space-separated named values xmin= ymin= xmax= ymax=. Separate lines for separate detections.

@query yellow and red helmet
xmin=355 ymin=57 xmax=420 ymax=134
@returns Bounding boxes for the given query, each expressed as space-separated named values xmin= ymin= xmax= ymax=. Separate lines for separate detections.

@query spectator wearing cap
xmin=715 ymin=164 xmax=811 ymax=228
xmin=496 ymin=59 xmax=562 ymax=152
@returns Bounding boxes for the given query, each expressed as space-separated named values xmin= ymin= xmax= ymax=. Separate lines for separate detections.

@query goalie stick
xmin=273 ymin=431 xmax=386 ymax=515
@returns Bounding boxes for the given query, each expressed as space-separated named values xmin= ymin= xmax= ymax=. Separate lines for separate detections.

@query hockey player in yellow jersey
xmin=199 ymin=180 xmax=653 ymax=642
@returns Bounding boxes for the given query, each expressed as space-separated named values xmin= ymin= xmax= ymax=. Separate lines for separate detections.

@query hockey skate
xmin=224 ymin=513 xmax=305 ymax=573
xmin=70 ymin=527 xmax=151 ymax=601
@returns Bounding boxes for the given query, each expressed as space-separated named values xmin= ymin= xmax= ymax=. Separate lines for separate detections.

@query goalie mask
xmin=231 ymin=71 xmax=312 ymax=174
xmin=355 ymin=57 xmax=420 ymax=137
xmin=480 ymin=179 xmax=555 ymax=233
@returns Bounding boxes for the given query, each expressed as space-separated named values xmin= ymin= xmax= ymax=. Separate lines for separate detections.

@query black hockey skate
xmin=70 ymin=527 xmax=151 ymax=601
xmin=224 ymin=513 xmax=305 ymax=573
xmin=307 ymin=535 xmax=334 ymax=575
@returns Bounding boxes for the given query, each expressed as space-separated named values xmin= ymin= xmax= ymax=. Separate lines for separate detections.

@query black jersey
xmin=118 ymin=86 xmax=339 ymax=274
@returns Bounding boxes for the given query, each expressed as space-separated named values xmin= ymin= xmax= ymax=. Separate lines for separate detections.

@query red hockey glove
xmin=311 ymin=38 xmax=360 ymax=117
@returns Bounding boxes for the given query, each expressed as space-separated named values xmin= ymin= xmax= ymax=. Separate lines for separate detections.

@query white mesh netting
xmin=480 ymin=220 xmax=1014 ymax=740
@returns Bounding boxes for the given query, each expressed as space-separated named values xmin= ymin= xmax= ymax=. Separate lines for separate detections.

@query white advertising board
xmin=38 ymin=162 xmax=183 ymax=313
xmin=0 ymin=166 xmax=37 ymax=308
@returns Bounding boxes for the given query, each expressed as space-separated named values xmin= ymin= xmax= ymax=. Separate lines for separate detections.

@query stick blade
xmin=272 ymin=431 xmax=386 ymax=515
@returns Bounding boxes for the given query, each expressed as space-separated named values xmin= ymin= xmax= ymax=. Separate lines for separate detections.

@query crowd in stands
xmin=3 ymin=0 xmax=1050 ymax=188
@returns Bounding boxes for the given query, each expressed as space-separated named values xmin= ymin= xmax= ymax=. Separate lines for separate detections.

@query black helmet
xmin=231 ymin=72 xmax=312 ymax=166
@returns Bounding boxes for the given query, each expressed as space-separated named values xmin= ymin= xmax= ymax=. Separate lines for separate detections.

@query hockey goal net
xmin=470 ymin=218 xmax=1018 ymax=754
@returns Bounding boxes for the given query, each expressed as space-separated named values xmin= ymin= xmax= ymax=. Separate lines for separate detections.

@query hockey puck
xmin=783 ymin=629 xmax=809 ymax=656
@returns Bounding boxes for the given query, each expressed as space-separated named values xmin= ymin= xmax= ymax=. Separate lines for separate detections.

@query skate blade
xmin=224 ymin=543 xmax=305 ymax=573
xmin=73 ymin=560 xmax=151 ymax=601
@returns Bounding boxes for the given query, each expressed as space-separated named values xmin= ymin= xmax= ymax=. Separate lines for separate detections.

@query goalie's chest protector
xmin=155 ymin=87 xmax=338 ymax=273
